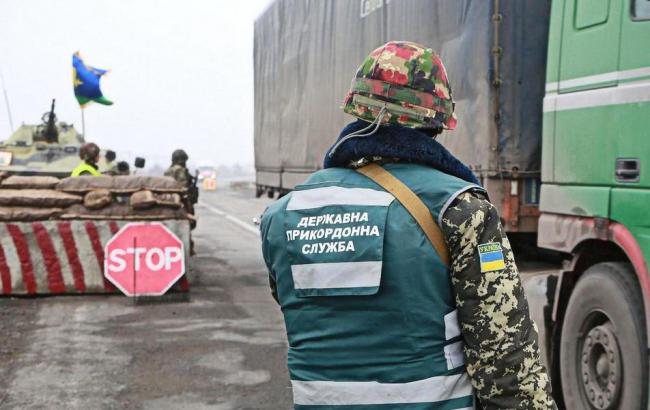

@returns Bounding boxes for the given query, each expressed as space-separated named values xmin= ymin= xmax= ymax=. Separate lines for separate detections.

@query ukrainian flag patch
xmin=478 ymin=242 xmax=506 ymax=272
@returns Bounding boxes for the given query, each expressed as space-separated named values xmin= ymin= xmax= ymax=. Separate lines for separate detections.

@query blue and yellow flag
xmin=72 ymin=52 xmax=113 ymax=107
xmin=478 ymin=242 xmax=506 ymax=272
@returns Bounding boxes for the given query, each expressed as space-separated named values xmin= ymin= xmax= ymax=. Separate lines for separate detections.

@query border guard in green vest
xmin=261 ymin=41 xmax=556 ymax=409
xmin=71 ymin=142 xmax=101 ymax=176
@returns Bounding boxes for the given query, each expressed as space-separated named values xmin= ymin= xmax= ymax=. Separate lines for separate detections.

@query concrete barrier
xmin=0 ymin=220 xmax=190 ymax=295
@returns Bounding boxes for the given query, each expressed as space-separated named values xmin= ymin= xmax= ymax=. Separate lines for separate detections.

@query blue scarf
xmin=324 ymin=120 xmax=480 ymax=185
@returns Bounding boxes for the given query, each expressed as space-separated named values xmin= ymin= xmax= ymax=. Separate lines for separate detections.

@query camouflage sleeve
xmin=176 ymin=168 xmax=191 ymax=186
xmin=441 ymin=192 xmax=556 ymax=410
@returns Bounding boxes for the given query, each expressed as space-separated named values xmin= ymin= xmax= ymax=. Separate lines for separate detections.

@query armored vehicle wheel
xmin=560 ymin=262 xmax=647 ymax=409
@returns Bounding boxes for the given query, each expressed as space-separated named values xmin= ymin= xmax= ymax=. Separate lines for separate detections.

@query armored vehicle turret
xmin=0 ymin=99 xmax=111 ymax=177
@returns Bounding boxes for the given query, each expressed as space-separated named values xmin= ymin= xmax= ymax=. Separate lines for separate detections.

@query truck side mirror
xmin=134 ymin=157 xmax=146 ymax=169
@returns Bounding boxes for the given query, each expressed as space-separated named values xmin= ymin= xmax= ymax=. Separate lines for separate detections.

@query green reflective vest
xmin=261 ymin=163 xmax=484 ymax=410
xmin=71 ymin=162 xmax=101 ymax=177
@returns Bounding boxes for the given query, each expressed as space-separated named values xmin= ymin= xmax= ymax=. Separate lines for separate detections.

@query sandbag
xmin=57 ymin=175 xmax=185 ymax=194
xmin=113 ymin=176 xmax=185 ymax=193
xmin=57 ymin=176 xmax=113 ymax=193
xmin=130 ymin=190 xmax=156 ymax=210
xmin=0 ymin=189 xmax=82 ymax=207
xmin=0 ymin=207 xmax=63 ymax=221
xmin=84 ymin=189 xmax=113 ymax=209
xmin=1 ymin=175 xmax=60 ymax=189
xmin=155 ymin=193 xmax=182 ymax=208
xmin=62 ymin=203 xmax=188 ymax=220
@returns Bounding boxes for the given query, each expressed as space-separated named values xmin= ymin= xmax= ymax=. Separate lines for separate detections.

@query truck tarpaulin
xmin=254 ymin=0 xmax=551 ymax=231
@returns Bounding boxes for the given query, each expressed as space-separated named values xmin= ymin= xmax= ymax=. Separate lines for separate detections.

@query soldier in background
xmin=165 ymin=148 xmax=198 ymax=215
xmin=165 ymin=149 xmax=198 ymax=255
xmin=261 ymin=42 xmax=556 ymax=409
xmin=114 ymin=161 xmax=130 ymax=176
xmin=165 ymin=149 xmax=191 ymax=186
xmin=103 ymin=150 xmax=131 ymax=176
xmin=71 ymin=142 xmax=101 ymax=176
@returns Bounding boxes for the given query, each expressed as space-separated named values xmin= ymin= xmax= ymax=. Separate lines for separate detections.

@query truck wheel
xmin=560 ymin=262 xmax=647 ymax=409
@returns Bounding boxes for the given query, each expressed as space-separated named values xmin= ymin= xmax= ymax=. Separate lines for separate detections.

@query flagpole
xmin=0 ymin=67 xmax=14 ymax=133
xmin=81 ymin=107 xmax=86 ymax=137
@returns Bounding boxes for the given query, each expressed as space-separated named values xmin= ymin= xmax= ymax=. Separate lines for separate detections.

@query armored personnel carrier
xmin=0 ymin=99 xmax=112 ymax=177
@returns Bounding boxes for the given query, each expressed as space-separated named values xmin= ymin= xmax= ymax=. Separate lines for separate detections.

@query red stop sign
xmin=104 ymin=222 xmax=185 ymax=296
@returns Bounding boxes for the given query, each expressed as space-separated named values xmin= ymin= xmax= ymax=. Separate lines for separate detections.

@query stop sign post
xmin=104 ymin=222 xmax=186 ymax=297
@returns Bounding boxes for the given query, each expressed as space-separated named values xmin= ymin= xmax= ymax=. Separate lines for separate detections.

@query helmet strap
xmin=328 ymin=107 xmax=387 ymax=158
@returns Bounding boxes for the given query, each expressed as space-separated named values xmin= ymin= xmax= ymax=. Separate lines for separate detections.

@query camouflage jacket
xmin=164 ymin=164 xmax=191 ymax=187
xmin=442 ymin=192 xmax=556 ymax=409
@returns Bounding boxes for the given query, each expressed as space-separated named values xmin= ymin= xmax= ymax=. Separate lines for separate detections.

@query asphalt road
xmin=0 ymin=185 xmax=292 ymax=410
xmin=0 ymin=182 xmax=560 ymax=410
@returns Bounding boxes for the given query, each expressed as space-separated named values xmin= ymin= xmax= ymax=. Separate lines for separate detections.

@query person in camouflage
xmin=346 ymin=41 xmax=556 ymax=409
xmin=263 ymin=41 xmax=556 ymax=409
xmin=165 ymin=149 xmax=197 ymax=234
xmin=164 ymin=149 xmax=192 ymax=186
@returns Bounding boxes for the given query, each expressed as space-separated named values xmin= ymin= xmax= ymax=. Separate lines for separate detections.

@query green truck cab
xmin=538 ymin=1 xmax=650 ymax=407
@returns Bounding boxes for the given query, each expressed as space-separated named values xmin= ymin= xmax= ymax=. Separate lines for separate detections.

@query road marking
xmin=198 ymin=202 xmax=261 ymax=236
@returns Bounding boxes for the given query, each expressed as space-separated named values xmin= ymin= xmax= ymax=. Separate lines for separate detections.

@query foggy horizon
xmin=0 ymin=0 xmax=273 ymax=170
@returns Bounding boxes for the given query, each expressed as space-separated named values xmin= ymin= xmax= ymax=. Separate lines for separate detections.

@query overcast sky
xmin=0 ymin=0 xmax=273 ymax=169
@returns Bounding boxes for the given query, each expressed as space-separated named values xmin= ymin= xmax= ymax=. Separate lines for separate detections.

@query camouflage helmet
xmin=171 ymin=149 xmax=188 ymax=165
xmin=79 ymin=142 xmax=100 ymax=162
xmin=343 ymin=41 xmax=457 ymax=130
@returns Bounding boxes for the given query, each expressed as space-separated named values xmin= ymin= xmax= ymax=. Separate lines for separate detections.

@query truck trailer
xmin=254 ymin=0 xmax=650 ymax=408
